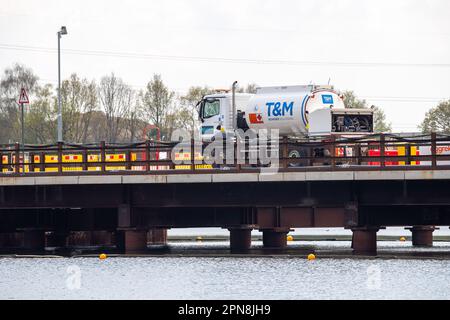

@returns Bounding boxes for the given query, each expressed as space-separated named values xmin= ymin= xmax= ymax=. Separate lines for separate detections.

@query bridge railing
xmin=1 ymin=133 xmax=450 ymax=175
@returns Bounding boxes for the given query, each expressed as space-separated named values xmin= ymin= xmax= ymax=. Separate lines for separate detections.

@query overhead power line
xmin=1 ymin=43 xmax=450 ymax=68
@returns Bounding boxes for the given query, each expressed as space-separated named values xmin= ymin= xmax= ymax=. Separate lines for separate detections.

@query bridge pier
xmin=228 ymin=227 xmax=253 ymax=253
xmin=351 ymin=227 xmax=379 ymax=255
xmin=117 ymin=228 xmax=148 ymax=254
xmin=406 ymin=226 xmax=437 ymax=247
xmin=91 ymin=231 xmax=113 ymax=246
xmin=47 ymin=231 xmax=69 ymax=248
xmin=0 ymin=233 xmax=9 ymax=248
xmin=148 ymin=228 xmax=167 ymax=245
xmin=0 ymin=232 xmax=21 ymax=250
xmin=21 ymin=229 xmax=46 ymax=252
xmin=261 ymin=228 xmax=290 ymax=248
xmin=68 ymin=231 xmax=91 ymax=246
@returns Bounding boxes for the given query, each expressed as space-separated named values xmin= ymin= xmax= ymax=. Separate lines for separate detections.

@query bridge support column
xmin=261 ymin=228 xmax=290 ymax=248
xmin=351 ymin=227 xmax=379 ymax=255
xmin=0 ymin=233 xmax=9 ymax=248
xmin=68 ymin=231 xmax=91 ymax=246
xmin=91 ymin=231 xmax=113 ymax=246
xmin=21 ymin=229 xmax=45 ymax=251
xmin=228 ymin=227 xmax=252 ymax=253
xmin=47 ymin=232 xmax=68 ymax=248
xmin=0 ymin=233 xmax=21 ymax=249
xmin=0 ymin=234 xmax=5 ymax=249
xmin=148 ymin=228 xmax=167 ymax=245
xmin=406 ymin=226 xmax=437 ymax=247
xmin=117 ymin=229 xmax=147 ymax=254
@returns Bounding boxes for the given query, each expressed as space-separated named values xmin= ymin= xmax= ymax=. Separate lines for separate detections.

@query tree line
xmin=2 ymin=62 xmax=445 ymax=145
xmin=0 ymin=63 xmax=218 ymax=144
xmin=0 ymin=64 xmax=265 ymax=144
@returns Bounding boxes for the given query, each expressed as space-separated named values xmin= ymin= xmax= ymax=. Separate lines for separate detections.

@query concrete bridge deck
xmin=1 ymin=169 xmax=450 ymax=186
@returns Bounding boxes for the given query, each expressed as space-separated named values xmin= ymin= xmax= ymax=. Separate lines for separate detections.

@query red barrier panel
xmin=368 ymin=149 xmax=398 ymax=166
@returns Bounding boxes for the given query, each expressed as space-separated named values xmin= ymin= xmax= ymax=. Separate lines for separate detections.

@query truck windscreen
xmin=203 ymin=99 xmax=220 ymax=118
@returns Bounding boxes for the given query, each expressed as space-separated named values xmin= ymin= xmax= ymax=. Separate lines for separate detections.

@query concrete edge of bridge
xmin=2 ymin=169 xmax=450 ymax=186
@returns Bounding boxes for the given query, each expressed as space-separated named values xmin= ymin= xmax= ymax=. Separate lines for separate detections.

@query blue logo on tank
xmin=322 ymin=94 xmax=334 ymax=104
xmin=266 ymin=101 xmax=294 ymax=117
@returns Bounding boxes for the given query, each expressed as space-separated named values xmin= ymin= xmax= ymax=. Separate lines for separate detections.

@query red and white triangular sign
xmin=18 ymin=88 xmax=29 ymax=104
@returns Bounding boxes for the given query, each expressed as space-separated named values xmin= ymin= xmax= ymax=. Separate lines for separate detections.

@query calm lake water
xmin=1 ymin=239 xmax=450 ymax=300
xmin=169 ymin=227 xmax=450 ymax=237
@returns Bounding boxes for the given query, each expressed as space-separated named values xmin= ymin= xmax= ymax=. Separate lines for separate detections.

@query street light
xmin=57 ymin=26 xmax=67 ymax=142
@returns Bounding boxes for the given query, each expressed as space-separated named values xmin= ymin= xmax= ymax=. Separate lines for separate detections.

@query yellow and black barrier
xmin=1 ymin=152 xmax=212 ymax=173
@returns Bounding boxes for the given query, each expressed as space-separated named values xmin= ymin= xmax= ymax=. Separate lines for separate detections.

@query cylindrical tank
xmin=244 ymin=85 xmax=345 ymax=136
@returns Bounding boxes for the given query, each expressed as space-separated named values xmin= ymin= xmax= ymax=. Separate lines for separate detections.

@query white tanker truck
xmin=197 ymin=82 xmax=374 ymax=162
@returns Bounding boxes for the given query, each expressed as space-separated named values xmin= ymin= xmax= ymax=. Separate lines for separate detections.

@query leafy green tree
xmin=0 ymin=63 xmax=40 ymax=143
xmin=140 ymin=74 xmax=175 ymax=140
xmin=420 ymin=100 xmax=450 ymax=133
xmin=26 ymin=84 xmax=56 ymax=144
xmin=342 ymin=90 xmax=392 ymax=132
xmin=342 ymin=91 xmax=366 ymax=109
xmin=60 ymin=74 xmax=97 ymax=143
xmin=372 ymin=106 xmax=392 ymax=132
xmin=179 ymin=86 xmax=213 ymax=108
xmin=178 ymin=86 xmax=215 ymax=133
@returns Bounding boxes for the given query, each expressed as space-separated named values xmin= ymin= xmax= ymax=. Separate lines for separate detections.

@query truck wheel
xmin=288 ymin=148 xmax=308 ymax=167
xmin=289 ymin=150 xmax=301 ymax=158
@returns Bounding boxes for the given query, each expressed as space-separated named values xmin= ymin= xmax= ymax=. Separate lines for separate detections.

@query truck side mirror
xmin=196 ymin=100 xmax=205 ymax=123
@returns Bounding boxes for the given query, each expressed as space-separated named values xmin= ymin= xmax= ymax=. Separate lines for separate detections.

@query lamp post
xmin=57 ymin=26 xmax=67 ymax=142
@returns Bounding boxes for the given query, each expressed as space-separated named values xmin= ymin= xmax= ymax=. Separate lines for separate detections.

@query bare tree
xmin=99 ymin=73 xmax=133 ymax=143
xmin=124 ymin=98 xmax=146 ymax=142
xmin=87 ymin=111 xmax=107 ymax=142
xmin=236 ymin=83 xmax=258 ymax=94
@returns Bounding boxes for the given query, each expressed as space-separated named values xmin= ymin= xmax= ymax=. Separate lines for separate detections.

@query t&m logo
xmin=266 ymin=101 xmax=294 ymax=117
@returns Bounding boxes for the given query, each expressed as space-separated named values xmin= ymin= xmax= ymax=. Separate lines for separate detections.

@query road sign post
xmin=18 ymin=88 xmax=30 ymax=167
xmin=21 ymin=102 xmax=24 ymax=148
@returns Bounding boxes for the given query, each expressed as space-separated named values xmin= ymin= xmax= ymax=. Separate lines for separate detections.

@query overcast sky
xmin=1 ymin=0 xmax=449 ymax=131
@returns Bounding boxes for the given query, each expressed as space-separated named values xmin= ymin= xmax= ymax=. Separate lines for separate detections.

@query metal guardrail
xmin=1 ymin=133 xmax=450 ymax=176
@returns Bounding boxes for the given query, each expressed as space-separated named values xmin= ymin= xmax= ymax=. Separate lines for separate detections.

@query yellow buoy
xmin=196 ymin=236 xmax=203 ymax=241
xmin=287 ymin=235 xmax=294 ymax=241
xmin=99 ymin=253 xmax=107 ymax=260
xmin=400 ymin=236 xmax=406 ymax=242
xmin=307 ymin=253 xmax=316 ymax=261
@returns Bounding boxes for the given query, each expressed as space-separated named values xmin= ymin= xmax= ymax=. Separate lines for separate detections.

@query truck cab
xmin=198 ymin=92 xmax=252 ymax=141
